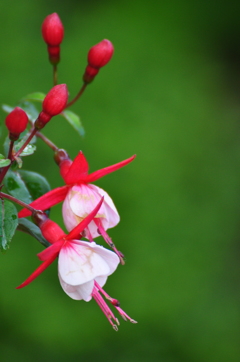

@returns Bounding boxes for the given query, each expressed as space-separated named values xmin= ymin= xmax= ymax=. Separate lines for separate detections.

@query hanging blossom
xmin=17 ymin=199 xmax=136 ymax=330
xmin=18 ymin=150 xmax=136 ymax=263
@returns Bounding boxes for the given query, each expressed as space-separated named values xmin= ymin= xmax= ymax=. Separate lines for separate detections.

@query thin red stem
xmin=36 ymin=131 xmax=58 ymax=151
xmin=7 ymin=140 xmax=14 ymax=159
xmin=0 ymin=191 xmax=37 ymax=213
xmin=53 ymin=64 xmax=58 ymax=86
xmin=66 ymin=83 xmax=87 ymax=108
xmin=14 ymin=128 xmax=38 ymax=158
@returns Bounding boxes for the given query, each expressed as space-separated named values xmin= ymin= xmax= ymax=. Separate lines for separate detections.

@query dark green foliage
xmin=0 ymin=200 xmax=18 ymax=251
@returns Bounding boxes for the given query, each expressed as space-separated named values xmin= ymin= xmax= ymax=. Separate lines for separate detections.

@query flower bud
xmin=42 ymin=13 xmax=64 ymax=65
xmin=5 ymin=107 xmax=28 ymax=141
xmin=35 ymin=84 xmax=68 ymax=130
xmin=83 ymin=39 xmax=114 ymax=84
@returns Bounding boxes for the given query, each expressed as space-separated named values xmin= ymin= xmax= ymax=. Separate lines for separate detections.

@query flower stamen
xmin=94 ymin=281 xmax=137 ymax=327
xmin=94 ymin=218 xmax=125 ymax=265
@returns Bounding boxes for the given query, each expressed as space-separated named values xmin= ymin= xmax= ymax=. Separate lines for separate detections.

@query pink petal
xmin=85 ymin=155 xmax=136 ymax=183
xmin=37 ymin=239 xmax=65 ymax=261
xmin=18 ymin=185 xmax=69 ymax=218
xmin=16 ymin=254 xmax=57 ymax=289
xmin=64 ymin=151 xmax=89 ymax=184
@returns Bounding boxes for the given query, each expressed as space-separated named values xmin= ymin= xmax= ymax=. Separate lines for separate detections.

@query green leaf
xmin=14 ymin=141 xmax=36 ymax=157
xmin=62 ymin=110 xmax=85 ymax=137
xmin=17 ymin=218 xmax=50 ymax=248
xmin=2 ymin=104 xmax=14 ymax=114
xmin=0 ymin=200 xmax=18 ymax=251
xmin=18 ymin=170 xmax=51 ymax=200
xmin=21 ymin=92 xmax=45 ymax=102
xmin=16 ymin=101 xmax=40 ymax=122
xmin=0 ymin=158 xmax=11 ymax=167
xmin=4 ymin=169 xmax=32 ymax=204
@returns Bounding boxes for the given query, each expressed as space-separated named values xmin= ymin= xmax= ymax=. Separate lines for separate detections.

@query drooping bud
xmin=83 ymin=39 xmax=114 ymax=84
xmin=42 ymin=13 xmax=64 ymax=65
xmin=35 ymin=84 xmax=68 ymax=130
xmin=5 ymin=107 xmax=29 ymax=141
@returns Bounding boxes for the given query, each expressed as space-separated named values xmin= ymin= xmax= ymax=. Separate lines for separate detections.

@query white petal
xmin=89 ymin=184 xmax=120 ymax=224
xmin=89 ymin=242 xmax=120 ymax=275
xmin=59 ymin=273 xmax=93 ymax=301
xmin=62 ymin=184 xmax=120 ymax=237
xmin=58 ymin=242 xmax=111 ymax=286
xmin=95 ymin=275 xmax=108 ymax=287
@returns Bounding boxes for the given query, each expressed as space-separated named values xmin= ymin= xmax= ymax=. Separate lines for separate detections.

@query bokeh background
xmin=1 ymin=0 xmax=240 ymax=361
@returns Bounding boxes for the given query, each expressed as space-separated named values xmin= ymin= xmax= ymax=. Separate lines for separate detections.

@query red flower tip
xmin=42 ymin=13 xmax=64 ymax=46
xmin=42 ymin=13 xmax=64 ymax=65
xmin=88 ymin=39 xmax=114 ymax=68
xmin=35 ymin=84 xmax=68 ymax=129
xmin=5 ymin=107 xmax=28 ymax=141
xmin=83 ymin=39 xmax=114 ymax=84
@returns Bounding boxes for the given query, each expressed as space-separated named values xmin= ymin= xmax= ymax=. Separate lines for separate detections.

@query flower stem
xmin=7 ymin=140 xmax=14 ymax=159
xmin=36 ymin=131 xmax=59 ymax=151
xmin=66 ymin=83 xmax=87 ymax=108
xmin=0 ymin=191 xmax=36 ymax=213
xmin=14 ymin=128 xmax=38 ymax=158
xmin=53 ymin=64 xmax=58 ymax=85
xmin=0 ymin=128 xmax=37 ymax=184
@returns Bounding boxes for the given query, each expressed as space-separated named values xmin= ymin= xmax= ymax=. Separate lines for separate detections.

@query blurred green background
xmin=1 ymin=0 xmax=240 ymax=361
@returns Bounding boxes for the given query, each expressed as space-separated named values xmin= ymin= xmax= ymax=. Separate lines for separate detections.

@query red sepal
xmin=85 ymin=155 xmax=136 ymax=183
xmin=37 ymin=239 xmax=65 ymax=261
xmin=16 ymin=254 xmax=57 ymax=289
xmin=64 ymin=151 xmax=89 ymax=184
xmin=18 ymin=185 xmax=69 ymax=218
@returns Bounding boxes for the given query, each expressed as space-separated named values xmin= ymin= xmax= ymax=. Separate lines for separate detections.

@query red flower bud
xmin=35 ymin=84 xmax=68 ymax=130
xmin=83 ymin=39 xmax=114 ymax=84
xmin=88 ymin=39 xmax=114 ymax=68
xmin=42 ymin=13 xmax=64 ymax=65
xmin=5 ymin=107 xmax=28 ymax=141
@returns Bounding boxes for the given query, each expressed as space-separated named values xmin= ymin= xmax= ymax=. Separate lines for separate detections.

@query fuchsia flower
xmin=18 ymin=150 xmax=135 ymax=263
xmin=17 ymin=200 xmax=136 ymax=330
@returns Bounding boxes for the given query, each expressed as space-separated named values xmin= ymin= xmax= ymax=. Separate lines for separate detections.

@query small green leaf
xmin=16 ymin=101 xmax=39 ymax=122
xmin=21 ymin=92 xmax=46 ymax=102
xmin=0 ymin=200 xmax=18 ymax=251
xmin=62 ymin=110 xmax=85 ymax=137
xmin=4 ymin=169 xmax=32 ymax=204
xmin=0 ymin=158 xmax=11 ymax=167
xmin=17 ymin=218 xmax=50 ymax=248
xmin=2 ymin=104 xmax=14 ymax=114
xmin=18 ymin=170 xmax=51 ymax=200
xmin=15 ymin=142 xmax=36 ymax=157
